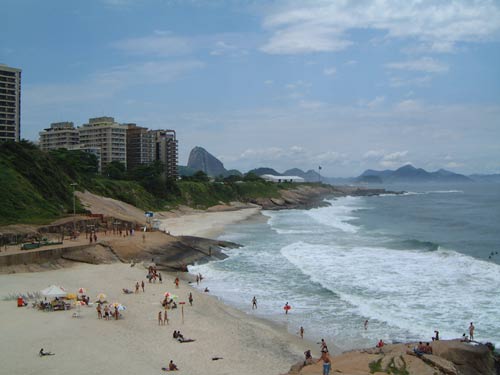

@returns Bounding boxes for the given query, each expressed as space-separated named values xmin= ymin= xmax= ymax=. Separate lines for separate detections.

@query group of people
xmin=147 ymin=265 xmax=162 ymax=283
xmin=413 ymin=341 xmax=433 ymax=356
xmin=303 ymin=339 xmax=331 ymax=375
xmin=172 ymin=330 xmax=195 ymax=343
xmin=96 ymin=303 xmax=120 ymax=320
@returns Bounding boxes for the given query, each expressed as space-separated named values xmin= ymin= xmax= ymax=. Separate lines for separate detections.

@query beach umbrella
xmin=96 ymin=293 xmax=107 ymax=301
xmin=78 ymin=288 xmax=86 ymax=294
xmin=164 ymin=292 xmax=171 ymax=298
xmin=41 ymin=285 xmax=67 ymax=298
xmin=117 ymin=305 xmax=126 ymax=311
xmin=170 ymin=294 xmax=178 ymax=300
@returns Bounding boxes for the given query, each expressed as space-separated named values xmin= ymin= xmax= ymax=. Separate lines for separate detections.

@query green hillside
xmin=0 ymin=141 xmax=288 ymax=226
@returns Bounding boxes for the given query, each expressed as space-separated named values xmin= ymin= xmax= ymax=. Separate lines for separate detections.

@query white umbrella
xmin=41 ymin=285 xmax=67 ymax=298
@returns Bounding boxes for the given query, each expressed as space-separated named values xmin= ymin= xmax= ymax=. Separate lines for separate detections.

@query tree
xmin=103 ymin=161 xmax=126 ymax=180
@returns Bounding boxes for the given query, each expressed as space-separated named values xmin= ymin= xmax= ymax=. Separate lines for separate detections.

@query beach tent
xmin=41 ymin=285 xmax=67 ymax=298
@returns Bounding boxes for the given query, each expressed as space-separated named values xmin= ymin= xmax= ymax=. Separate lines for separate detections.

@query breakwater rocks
xmin=251 ymin=184 xmax=401 ymax=210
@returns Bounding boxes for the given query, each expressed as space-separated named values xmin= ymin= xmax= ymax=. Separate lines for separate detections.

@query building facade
xmin=152 ymin=129 xmax=178 ymax=179
xmin=39 ymin=122 xmax=80 ymax=151
xmin=126 ymin=124 xmax=155 ymax=170
xmin=79 ymin=117 xmax=127 ymax=170
xmin=0 ymin=64 xmax=21 ymax=142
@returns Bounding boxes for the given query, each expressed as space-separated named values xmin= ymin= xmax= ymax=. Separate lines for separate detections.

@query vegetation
xmin=369 ymin=356 xmax=409 ymax=375
xmin=0 ymin=141 xmax=303 ymax=225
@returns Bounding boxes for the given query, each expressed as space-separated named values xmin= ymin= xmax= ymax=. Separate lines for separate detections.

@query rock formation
xmin=187 ymin=146 xmax=228 ymax=177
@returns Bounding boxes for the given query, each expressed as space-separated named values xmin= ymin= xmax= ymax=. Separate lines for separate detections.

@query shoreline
xmin=1 ymin=197 xmax=498 ymax=374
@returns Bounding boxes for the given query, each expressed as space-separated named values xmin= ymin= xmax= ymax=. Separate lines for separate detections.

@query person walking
xmin=135 ymin=282 xmax=139 ymax=293
xmin=317 ymin=351 xmax=331 ymax=375
xmin=299 ymin=326 xmax=304 ymax=339
xmin=252 ymin=296 xmax=257 ymax=309
xmin=188 ymin=292 xmax=193 ymax=306
xmin=158 ymin=311 xmax=163 ymax=326
xmin=141 ymin=280 xmax=145 ymax=292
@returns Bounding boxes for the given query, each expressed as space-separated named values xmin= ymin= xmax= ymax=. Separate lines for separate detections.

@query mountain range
xmin=182 ymin=147 xmax=499 ymax=184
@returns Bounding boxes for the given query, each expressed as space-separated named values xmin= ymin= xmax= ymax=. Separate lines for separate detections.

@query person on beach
xmin=188 ymin=292 xmax=193 ymax=306
xmin=320 ymin=339 xmax=328 ymax=353
xmin=364 ymin=319 xmax=368 ymax=330
xmin=252 ymin=296 xmax=257 ymax=309
xmin=135 ymin=282 xmax=139 ymax=293
xmin=317 ymin=351 xmax=331 ymax=375
xmin=168 ymin=360 xmax=178 ymax=371
xmin=299 ymin=326 xmax=304 ymax=339
xmin=304 ymin=349 xmax=313 ymax=365
xmin=163 ymin=310 xmax=168 ymax=325
xmin=158 ymin=311 xmax=163 ymax=325
xmin=104 ymin=305 xmax=110 ymax=320
xmin=196 ymin=275 xmax=199 ymax=285
xmin=469 ymin=322 xmax=475 ymax=340
xmin=141 ymin=280 xmax=145 ymax=292
xmin=174 ymin=277 xmax=179 ymax=289
xmin=96 ymin=304 xmax=102 ymax=319
xmin=432 ymin=330 xmax=439 ymax=341
xmin=114 ymin=306 xmax=119 ymax=320
xmin=159 ymin=273 xmax=162 ymax=284
xmin=39 ymin=348 xmax=55 ymax=357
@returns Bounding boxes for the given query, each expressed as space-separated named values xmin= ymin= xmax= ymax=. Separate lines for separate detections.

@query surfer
xmin=252 ymin=296 xmax=257 ymax=309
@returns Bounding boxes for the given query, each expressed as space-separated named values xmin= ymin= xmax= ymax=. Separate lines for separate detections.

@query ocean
xmin=189 ymin=183 xmax=500 ymax=351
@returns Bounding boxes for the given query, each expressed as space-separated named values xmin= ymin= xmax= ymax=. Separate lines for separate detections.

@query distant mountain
xmin=359 ymin=165 xmax=472 ymax=183
xmin=469 ymin=174 xmax=500 ymax=183
xmin=248 ymin=167 xmax=281 ymax=176
xmin=187 ymin=146 xmax=228 ymax=177
xmin=283 ymin=168 xmax=322 ymax=182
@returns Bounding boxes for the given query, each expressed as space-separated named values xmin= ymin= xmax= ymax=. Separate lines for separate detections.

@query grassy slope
xmin=0 ymin=142 xmax=287 ymax=225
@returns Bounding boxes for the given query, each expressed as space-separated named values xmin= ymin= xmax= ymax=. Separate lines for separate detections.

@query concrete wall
xmin=0 ymin=245 xmax=93 ymax=267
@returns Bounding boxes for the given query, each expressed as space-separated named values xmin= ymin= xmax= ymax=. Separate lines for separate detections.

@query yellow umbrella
xmin=96 ymin=293 xmax=107 ymax=302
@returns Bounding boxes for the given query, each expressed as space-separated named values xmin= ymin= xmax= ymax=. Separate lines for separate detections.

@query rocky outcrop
xmin=286 ymin=341 xmax=498 ymax=375
xmin=187 ymin=146 xmax=228 ymax=177
xmin=251 ymin=184 xmax=401 ymax=210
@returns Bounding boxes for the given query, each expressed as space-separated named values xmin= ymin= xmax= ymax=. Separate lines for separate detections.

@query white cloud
xmin=260 ymin=1 xmax=500 ymax=55
xmin=386 ymin=57 xmax=448 ymax=73
xmin=113 ymin=33 xmax=192 ymax=56
xmin=23 ymin=60 xmax=204 ymax=106
xmin=323 ymin=66 xmax=337 ymax=76
xmin=299 ymin=100 xmax=325 ymax=109
xmin=366 ymin=96 xmax=385 ymax=109
xmin=395 ymin=99 xmax=424 ymax=112
xmin=389 ymin=76 xmax=432 ymax=88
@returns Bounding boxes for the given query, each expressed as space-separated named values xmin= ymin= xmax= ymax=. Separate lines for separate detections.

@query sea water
xmin=189 ymin=183 xmax=500 ymax=350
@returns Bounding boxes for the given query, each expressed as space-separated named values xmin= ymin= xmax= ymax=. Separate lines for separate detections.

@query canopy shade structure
xmin=41 ymin=285 xmax=67 ymax=298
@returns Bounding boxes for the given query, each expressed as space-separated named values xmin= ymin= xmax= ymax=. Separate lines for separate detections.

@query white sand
xmin=159 ymin=207 xmax=261 ymax=238
xmin=0 ymin=208 xmax=312 ymax=375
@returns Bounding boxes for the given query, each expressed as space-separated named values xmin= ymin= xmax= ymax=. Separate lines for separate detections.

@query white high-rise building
xmin=39 ymin=122 xmax=80 ymax=151
xmin=79 ymin=117 xmax=127 ymax=170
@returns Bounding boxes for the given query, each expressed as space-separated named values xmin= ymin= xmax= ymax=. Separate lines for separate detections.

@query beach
xmin=0 ymin=208 xmax=310 ymax=375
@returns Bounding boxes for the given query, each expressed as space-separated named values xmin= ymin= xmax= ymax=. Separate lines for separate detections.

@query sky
xmin=1 ymin=0 xmax=500 ymax=177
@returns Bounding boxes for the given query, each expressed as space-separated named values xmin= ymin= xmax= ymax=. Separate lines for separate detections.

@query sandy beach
xmin=0 ymin=208 xmax=311 ymax=375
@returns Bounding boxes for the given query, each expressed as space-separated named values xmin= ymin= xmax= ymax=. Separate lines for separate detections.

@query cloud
xmin=363 ymin=150 xmax=410 ymax=168
xmin=386 ymin=57 xmax=448 ymax=73
xmin=395 ymin=99 xmax=424 ymax=112
xmin=299 ymin=100 xmax=325 ymax=109
xmin=112 ymin=32 xmax=192 ymax=56
xmin=260 ymin=1 xmax=500 ymax=55
xmin=23 ymin=60 xmax=204 ymax=106
xmin=389 ymin=76 xmax=432 ymax=88
xmin=323 ymin=67 xmax=336 ymax=76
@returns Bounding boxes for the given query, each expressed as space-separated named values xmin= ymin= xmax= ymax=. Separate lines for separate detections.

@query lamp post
xmin=70 ymin=183 xmax=78 ymax=216
xmin=70 ymin=183 xmax=78 ymax=233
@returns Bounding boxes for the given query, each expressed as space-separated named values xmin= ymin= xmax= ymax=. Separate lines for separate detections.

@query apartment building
xmin=0 ymin=64 xmax=21 ymax=142
xmin=39 ymin=122 xmax=80 ymax=151
xmin=152 ymin=129 xmax=178 ymax=179
xmin=126 ymin=124 xmax=155 ymax=170
xmin=79 ymin=117 xmax=127 ymax=170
